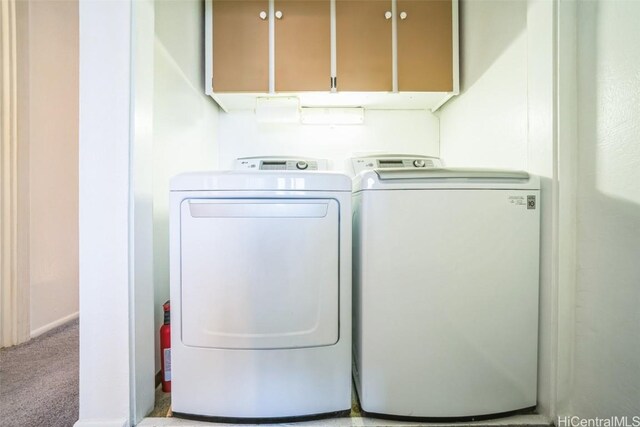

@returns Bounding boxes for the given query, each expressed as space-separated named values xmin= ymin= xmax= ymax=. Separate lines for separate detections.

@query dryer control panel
xmin=350 ymin=155 xmax=443 ymax=176
xmin=235 ymin=157 xmax=329 ymax=171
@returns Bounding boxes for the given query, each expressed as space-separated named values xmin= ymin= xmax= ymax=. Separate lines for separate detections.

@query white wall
xmin=25 ymin=0 xmax=79 ymax=337
xmin=437 ymin=0 xmax=558 ymax=419
xmin=218 ymin=110 xmax=439 ymax=172
xmin=131 ymin=0 xmax=156 ymax=421
xmin=525 ymin=1 xmax=557 ymax=419
xmin=443 ymin=1 xmax=640 ymax=420
xmin=437 ymin=0 xmax=527 ymax=169
xmin=77 ymin=0 xmax=132 ymax=424
xmin=569 ymin=0 xmax=640 ymax=417
xmin=77 ymin=0 xmax=220 ymax=423
xmin=152 ymin=0 xmax=219 ymax=370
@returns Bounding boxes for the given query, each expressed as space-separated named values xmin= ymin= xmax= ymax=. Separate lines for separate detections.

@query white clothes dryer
xmin=350 ymin=155 xmax=540 ymax=420
xmin=169 ymin=157 xmax=352 ymax=422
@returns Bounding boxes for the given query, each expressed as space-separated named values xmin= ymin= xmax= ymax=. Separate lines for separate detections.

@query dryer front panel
xmin=180 ymin=198 xmax=340 ymax=350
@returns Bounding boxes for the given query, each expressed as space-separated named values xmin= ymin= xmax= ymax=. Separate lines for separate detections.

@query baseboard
xmin=30 ymin=311 xmax=79 ymax=339
xmin=73 ymin=418 xmax=128 ymax=427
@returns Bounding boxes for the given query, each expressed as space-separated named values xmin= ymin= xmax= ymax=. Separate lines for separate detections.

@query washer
xmin=170 ymin=157 xmax=352 ymax=421
xmin=351 ymin=155 xmax=540 ymax=420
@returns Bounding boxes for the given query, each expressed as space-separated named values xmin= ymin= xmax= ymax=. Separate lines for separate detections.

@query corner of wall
xmin=152 ymin=0 xmax=221 ymax=376
xmin=526 ymin=0 xmax=559 ymax=420
xmin=437 ymin=0 xmax=528 ymax=169
xmin=555 ymin=0 xmax=578 ymax=419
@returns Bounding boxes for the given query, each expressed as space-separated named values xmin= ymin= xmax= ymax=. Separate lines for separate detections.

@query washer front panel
xmin=354 ymin=188 xmax=540 ymax=417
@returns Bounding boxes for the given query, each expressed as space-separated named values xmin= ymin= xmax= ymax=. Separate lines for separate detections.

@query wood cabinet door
xmin=397 ymin=0 xmax=453 ymax=91
xmin=212 ymin=0 xmax=269 ymax=92
xmin=275 ymin=0 xmax=331 ymax=91
xmin=336 ymin=0 xmax=392 ymax=91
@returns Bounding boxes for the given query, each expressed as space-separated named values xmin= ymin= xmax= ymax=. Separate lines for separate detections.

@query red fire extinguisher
xmin=160 ymin=301 xmax=171 ymax=392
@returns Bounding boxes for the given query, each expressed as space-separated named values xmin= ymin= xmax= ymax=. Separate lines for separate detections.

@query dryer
xmin=351 ymin=155 xmax=540 ymax=420
xmin=169 ymin=157 xmax=352 ymax=421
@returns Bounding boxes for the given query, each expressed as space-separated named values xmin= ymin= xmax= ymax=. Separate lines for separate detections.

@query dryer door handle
xmin=187 ymin=200 xmax=329 ymax=218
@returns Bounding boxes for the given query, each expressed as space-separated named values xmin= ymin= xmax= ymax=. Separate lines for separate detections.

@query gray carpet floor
xmin=0 ymin=319 xmax=79 ymax=427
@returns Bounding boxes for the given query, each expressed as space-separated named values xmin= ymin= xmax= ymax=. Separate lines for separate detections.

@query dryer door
xmin=180 ymin=198 xmax=340 ymax=350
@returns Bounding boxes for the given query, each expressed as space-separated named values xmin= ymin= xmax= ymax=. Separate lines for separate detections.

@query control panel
xmin=350 ymin=155 xmax=443 ymax=176
xmin=235 ymin=157 xmax=329 ymax=171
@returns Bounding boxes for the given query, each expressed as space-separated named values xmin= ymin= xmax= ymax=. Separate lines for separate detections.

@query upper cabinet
xmin=211 ymin=0 xmax=331 ymax=93
xmin=397 ymin=0 xmax=453 ymax=92
xmin=206 ymin=0 xmax=459 ymax=111
xmin=275 ymin=1 xmax=331 ymax=92
xmin=336 ymin=1 xmax=392 ymax=92
xmin=336 ymin=0 xmax=453 ymax=93
xmin=211 ymin=0 xmax=269 ymax=92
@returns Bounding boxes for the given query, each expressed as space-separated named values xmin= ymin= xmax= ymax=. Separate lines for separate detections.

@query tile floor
xmin=139 ymin=413 xmax=550 ymax=427
xmin=140 ymin=385 xmax=551 ymax=427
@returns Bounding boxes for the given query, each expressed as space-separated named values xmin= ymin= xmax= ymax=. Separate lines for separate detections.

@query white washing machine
xmin=351 ymin=155 xmax=540 ymax=420
xmin=169 ymin=157 xmax=352 ymax=422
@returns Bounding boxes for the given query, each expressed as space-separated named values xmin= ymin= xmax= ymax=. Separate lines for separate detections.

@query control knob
xmin=296 ymin=161 xmax=309 ymax=170
xmin=413 ymin=159 xmax=426 ymax=168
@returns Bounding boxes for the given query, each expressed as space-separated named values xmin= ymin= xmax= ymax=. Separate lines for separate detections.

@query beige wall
xmin=20 ymin=0 xmax=79 ymax=336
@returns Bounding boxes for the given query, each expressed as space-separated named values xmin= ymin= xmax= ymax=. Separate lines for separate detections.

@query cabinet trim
xmin=451 ymin=0 xmax=460 ymax=95
xmin=205 ymin=0 xmax=459 ymax=111
xmin=268 ymin=0 xmax=275 ymax=93
xmin=392 ymin=0 xmax=398 ymax=92
xmin=205 ymin=0 xmax=212 ymax=96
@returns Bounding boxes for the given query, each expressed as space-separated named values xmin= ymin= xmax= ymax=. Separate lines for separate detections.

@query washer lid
xmin=171 ymin=170 xmax=352 ymax=192
xmin=353 ymin=168 xmax=540 ymax=191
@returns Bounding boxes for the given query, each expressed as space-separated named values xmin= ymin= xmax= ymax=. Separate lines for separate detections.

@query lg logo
xmin=527 ymin=195 xmax=536 ymax=210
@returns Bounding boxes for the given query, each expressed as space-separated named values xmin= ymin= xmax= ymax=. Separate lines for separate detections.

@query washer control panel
xmin=235 ymin=157 xmax=329 ymax=171
xmin=350 ymin=155 xmax=443 ymax=175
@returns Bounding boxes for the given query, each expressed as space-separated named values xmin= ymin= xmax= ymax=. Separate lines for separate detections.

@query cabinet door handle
xmin=259 ymin=10 xmax=267 ymax=20
xmin=400 ymin=11 xmax=407 ymax=20
xmin=275 ymin=10 xmax=283 ymax=19
xmin=384 ymin=11 xmax=392 ymax=20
